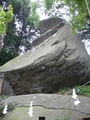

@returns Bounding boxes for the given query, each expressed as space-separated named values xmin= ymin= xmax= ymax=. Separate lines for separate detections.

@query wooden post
xmin=0 ymin=73 xmax=4 ymax=95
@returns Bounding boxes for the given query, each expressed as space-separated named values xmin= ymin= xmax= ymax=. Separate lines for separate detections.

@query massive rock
xmin=0 ymin=94 xmax=90 ymax=120
xmin=39 ymin=17 xmax=66 ymax=34
xmin=0 ymin=18 xmax=90 ymax=95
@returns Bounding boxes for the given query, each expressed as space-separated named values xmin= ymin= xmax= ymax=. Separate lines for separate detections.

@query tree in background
xmin=0 ymin=0 xmax=90 ymax=66
xmin=43 ymin=0 xmax=90 ymax=53
xmin=0 ymin=0 xmax=40 ymax=66
xmin=0 ymin=5 xmax=13 ymax=35
xmin=43 ymin=0 xmax=90 ymax=33
xmin=0 ymin=2 xmax=13 ymax=51
xmin=61 ymin=0 xmax=90 ymax=33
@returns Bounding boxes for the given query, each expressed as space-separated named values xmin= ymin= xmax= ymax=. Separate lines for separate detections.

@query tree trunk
xmin=0 ymin=34 xmax=4 ymax=51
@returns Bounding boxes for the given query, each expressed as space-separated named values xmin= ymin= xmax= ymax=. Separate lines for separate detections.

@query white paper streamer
xmin=28 ymin=101 xmax=33 ymax=117
xmin=3 ymin=102 xmax=8 ymax=114
xmin=28 ymin=96 xmax=36 ymax=117
xmin=74 ymin=99 xmax=80 ymax=106
xmin=72 ymin=88 xmax=80 ymax=106
xmin=72 ymin=88 xmax=77 ymax=100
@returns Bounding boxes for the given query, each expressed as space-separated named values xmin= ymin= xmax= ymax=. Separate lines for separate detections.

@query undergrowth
xmin=0 ymin=103 xmax=15 ymax=116
xmin=59 ymin=85 xmax=90 ymax=96
xmin=0 ymin=94 xmax=12 ymax=100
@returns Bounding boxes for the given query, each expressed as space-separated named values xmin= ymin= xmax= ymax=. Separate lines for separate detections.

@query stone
xmin=40 ymin=17 xmax=66 ymax=34
xmin=0 ymin=18 xmax=90 ymax=95
xmin=2 ymin=79 xmax=15 ymax=95
xmin=0 ymin=94 xmax=90 ymax=120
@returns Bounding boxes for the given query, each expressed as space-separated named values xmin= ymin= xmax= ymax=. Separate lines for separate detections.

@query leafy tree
xmin=0 ymin=48 xmax=18 ymax=66
xmin=61 ymin=0 xmax=90 ymax=33
xmin=44 ymin=0 xmax=55 ymax=10
xmin=44 ymin=0 xmax=66 ymax=18
xmin=1 ymin=0 xmax=90 ymax=66
xmin=43 ymin=0 xmax=90 ymax=33
xmin=0 ymin=1 xmax=13 ymax=53
xmin=4 ymin=0 xmax=40 ymax=53
xmin=43 ymin=0 xmax=90 ymax=53
xmin=0 ymin=0 xmax=40 ymax=66
xmin=0 ymin=5 xmax=13 ymax=35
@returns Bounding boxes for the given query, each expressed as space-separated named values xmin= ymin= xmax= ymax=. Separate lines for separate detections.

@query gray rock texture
xmin=40 ymin=17 xmax=66 ymax=34
xmin=0 ymin=18 xmax=90 ymax=95
xmin=0 ymin=94 xmax=90 ymax=120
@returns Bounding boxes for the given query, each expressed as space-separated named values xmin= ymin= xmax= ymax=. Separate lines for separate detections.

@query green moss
xmin=4 ymin=107 xmax=30 ymax=120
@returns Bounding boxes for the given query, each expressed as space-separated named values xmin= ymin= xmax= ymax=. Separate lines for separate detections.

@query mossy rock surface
xmin=0 ymin=106 xmax=87 ymax=120
xmin=0 ymin=94 xmax=90 ymax=120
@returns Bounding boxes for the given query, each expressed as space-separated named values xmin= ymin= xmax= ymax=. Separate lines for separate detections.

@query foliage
xmin=59 ymin=85 xmax=90 ymax=96
xmin=43 ymin=0 xmax=90 ymax=33
xmin=1 ymin=0 xmax=90 ymax=66
xmin=0 ymin=5 xmax=13 ymax=35
xmin=78 ymin=19 xmax=90 ymax=41
xmin=0 ymin=48 xmax=18 ymax=66
xmin=0 ymin=0 xmax=40 ymax=66
xmin=59 ymin=87 xmax=71 ymax=94
xmin=0 ymin=103 xmax=15 ymax=116
xmin=44 ymin=0 xmax=65 ymax=18
xmin=4 ymin=0 xmax=40 ymax=52
xmin=76 ymin=85 xmax=90 ymax=96
xmin=42 ymin=0 xmax=90 ymax=55
xmin=61 ymin=0 xmax=90 ymax=33
xmin=0 ymin=94 xmax=12 ymax=100
xmin=28 ymin=2 xmax=40 ymax=28
xmin=44 ymin=0 xmax=55 ymax=10
xmin=7 ymin=103 xmax=15 ymax=111
xmin=0 ymin=94 xmax=15 ymax=115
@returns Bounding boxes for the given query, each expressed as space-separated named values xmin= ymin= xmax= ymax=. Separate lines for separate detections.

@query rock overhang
xmin=0 ymin=18 xmax=90 ymax=95
xmin=0 ymin=22 xmax=67 ymax=72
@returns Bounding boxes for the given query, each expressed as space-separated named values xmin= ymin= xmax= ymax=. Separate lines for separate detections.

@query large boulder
xmin=39 ymin=17 xmax=66 ymax=34
xmin=0 ymin=18 xmax=90 ymax=95
xmin=0 ymin=94 xmax=90 ymax=120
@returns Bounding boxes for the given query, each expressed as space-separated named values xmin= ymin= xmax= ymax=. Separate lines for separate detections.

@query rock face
xmin=0 ymin=94 xmax=90 ymax=120
xmin=0 ymin=18 xmax=90 ymax=95
xmin=40 ymin=17 xmax=66 ymax=34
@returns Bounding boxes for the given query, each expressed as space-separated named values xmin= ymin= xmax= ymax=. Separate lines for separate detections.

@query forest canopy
xmin=43 ymin=0 xmax=90 ymax=33
xmin=0 ymin=5 xmax=13 ymax=35
xmin=0 ymin=0 xmax=90 ymax=66
xmin=0 ymin=0 xmax=40 ymax=66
